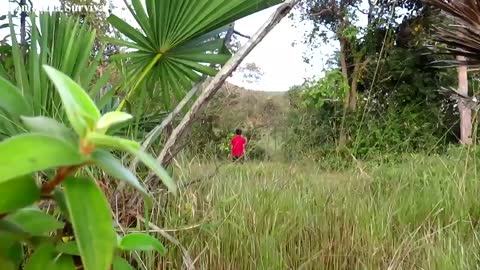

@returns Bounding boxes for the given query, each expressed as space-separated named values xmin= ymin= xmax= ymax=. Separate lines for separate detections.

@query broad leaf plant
xmin=0 ymin=65 xmax=174 ymax=270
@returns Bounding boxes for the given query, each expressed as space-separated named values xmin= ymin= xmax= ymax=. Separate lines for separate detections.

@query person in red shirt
xmin=231 ymin=128 xmax=247 ymax=162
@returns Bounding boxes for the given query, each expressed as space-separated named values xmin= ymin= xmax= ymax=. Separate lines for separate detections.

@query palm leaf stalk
xmin=107 ymin=0 xmax=282 ymax=111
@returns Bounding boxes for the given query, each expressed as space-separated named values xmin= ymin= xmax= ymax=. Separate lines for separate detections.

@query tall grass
xmin=138 ymin=146 xmax=480 ymax=269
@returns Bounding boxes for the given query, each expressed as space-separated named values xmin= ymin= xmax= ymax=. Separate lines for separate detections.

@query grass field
xmin=134 ymin=147 xmax=480 ymax=269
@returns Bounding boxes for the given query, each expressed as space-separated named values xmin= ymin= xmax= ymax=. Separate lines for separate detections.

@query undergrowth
xmin=139 ymin=146 xmax=480 ymax=269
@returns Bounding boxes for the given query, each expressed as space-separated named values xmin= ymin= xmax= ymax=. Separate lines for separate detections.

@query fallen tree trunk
xmin=146 ymin=0 xmax=299 ymax=182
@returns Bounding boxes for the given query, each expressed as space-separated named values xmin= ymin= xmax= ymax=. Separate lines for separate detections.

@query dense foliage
xmin=0 ymin=66 xmax=173 ymax=270
xmin=282 ymin=0 xmax=470 ymax=166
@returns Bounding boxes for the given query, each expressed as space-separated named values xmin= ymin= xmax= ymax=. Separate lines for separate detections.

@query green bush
xmin=284 ymin=98 xmax=454 ymax=169
xmin=0 ymin=66 xmax=175 ymax=269
xmin=283 ymin=46 xmax=458 ymax=167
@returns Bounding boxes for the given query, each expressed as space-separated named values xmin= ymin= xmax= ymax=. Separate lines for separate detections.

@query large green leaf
xmin=119 ymin=233 xmax=167 ymax=255
xmin=91 ymin=150 xmax=149 ymax=198
xmin=0 ymin=219 xmax=28 ymax=237
xmin=0 ymin=134 xmax=85 ymax=182
xmin=53 ymin=188 xmax=70 ymax=221
xmin=86 ymin=133 xmax=175 ymax=193
xmin=113 ymin=257 xmax=135 ymax=270
xmin=21 ymin=116 xmax=77 ymax=145
xmin=0 ymin=256 xmax=15 ymax=270
xmin=0 ymin=176 xmax=40 ymax=213
xmin=24 ymin=244 xmax=56 ymax=270
xmin=56 ymin=241 xmax=80 ymax=256
xmin=43 ymin=65 xmax=101 ymax=136
xmin=107 ymin=0 xmax=282 ymax=109
xmin=21 ymin=116 xmax=66 ymax=133
xmin=0 ymin=76 xmax=31 ymax=117
xmin=63 ymin=176 xmax=116 ymax=270
xmin=24 ymin=243 xmax=75 ymax=270
xmin=49 ymin=255 xmax=76 ymax=270
xmin=96 ymin=111 xmax=133 ymax=133
xmin=0 ymin=233 xmax=23 ymax=270
xmin=124 ymin=145 xmax=176 ymax=194
xmin=7 ymin=208 xmax=64 ymax=236
xmin=86 ymin=133 xmax=141 ymax=151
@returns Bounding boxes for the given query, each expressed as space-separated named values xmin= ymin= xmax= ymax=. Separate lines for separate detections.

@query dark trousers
xmin=232 ymin=155 xmax=244 ymax=162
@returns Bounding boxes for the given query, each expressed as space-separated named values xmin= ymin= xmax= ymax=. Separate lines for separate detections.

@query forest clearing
xmin=1 ymin=0 xmax=480 ymax=269
xmin=154 ymin=87 xmax=480 ymax=269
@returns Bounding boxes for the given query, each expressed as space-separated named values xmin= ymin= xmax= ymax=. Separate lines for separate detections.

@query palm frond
xmin=107 ymin=0 xmax=282 ymax=110
xmin=426 ymin=0 xmax=480 ymax=66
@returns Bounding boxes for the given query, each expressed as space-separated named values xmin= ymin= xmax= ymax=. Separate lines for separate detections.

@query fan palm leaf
xmin=107 ymin=0 xmax=282 ymax=110
xmin=426 ymin=0 xmax=480 ymax=66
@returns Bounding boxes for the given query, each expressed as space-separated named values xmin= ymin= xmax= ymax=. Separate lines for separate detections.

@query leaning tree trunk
xmin=348 ymin=56 xmax=365 ymax=112
xmin=457 ymin=56 xmax=472 ymax=145
xmin=145 ymin=0 xmax=299 ymax=183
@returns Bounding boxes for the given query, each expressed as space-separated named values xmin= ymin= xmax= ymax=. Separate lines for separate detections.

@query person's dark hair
xmin=235 ymin=128 xmax=242 ymax=135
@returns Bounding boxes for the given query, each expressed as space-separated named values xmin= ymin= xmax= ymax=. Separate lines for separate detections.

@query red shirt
xmin=231 ymin=135 xmax=246 ymax=157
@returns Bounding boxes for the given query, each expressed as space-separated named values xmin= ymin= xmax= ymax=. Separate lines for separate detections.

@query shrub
xmin=0 ymin=66 xmax=175 ymax=269
xmin=283 ymin=53 xmax=458 ymax=167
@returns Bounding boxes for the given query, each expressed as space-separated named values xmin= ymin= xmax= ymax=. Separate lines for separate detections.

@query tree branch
xmin=233 ymin=30 xmax=251 ymax=39
xmin=41 ymin=165 xmax=83 ymax=194
xmin=311 ymin=8 xmax=332 ymax=16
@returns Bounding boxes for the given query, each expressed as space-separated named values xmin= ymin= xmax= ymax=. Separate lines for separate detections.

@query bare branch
xmin=311 ymin=8 xmax=332 ymax=16
xmin=233 ymin=30 xmax=251 ymax=39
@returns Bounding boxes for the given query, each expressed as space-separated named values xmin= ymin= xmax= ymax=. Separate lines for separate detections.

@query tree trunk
xmin=145 ymin=0 xmax=299 ymax=182
xmin=338 ymin=37 xmax=350 ymax=147
xmin=339 ymin=37 xmax=350 ymax=106
xmin=348 ymin=57 xmax=364 ymax=112
xmin=457 ymin=56 xmax=472 ymax=145
xmin=338 ymin=36 xmax=366 ymax=147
